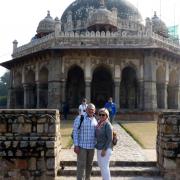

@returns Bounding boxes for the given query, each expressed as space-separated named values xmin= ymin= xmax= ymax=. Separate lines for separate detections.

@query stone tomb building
xmin=1 ymin=0 xmax=180 ymax=111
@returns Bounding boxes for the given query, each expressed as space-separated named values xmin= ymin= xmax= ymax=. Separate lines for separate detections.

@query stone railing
xmin=0 ymin=109 xmax=61 ymax=180
xmin=12 ymin=29 xmax=180 ymax=59
xmin=157 ymin=112 xmax=180 ymax=179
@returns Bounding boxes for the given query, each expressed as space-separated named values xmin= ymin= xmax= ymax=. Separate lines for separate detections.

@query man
xmin=78 ymin=98 xmax=88 ymax=115
xmin=104 ymin=97 xmax=117 ymax=123
xmin=73 ymin=103 xmax=97 ymax=180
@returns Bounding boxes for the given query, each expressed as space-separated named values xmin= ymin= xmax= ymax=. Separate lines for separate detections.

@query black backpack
xmin=71 ymin=115 xmax=84 ymax=139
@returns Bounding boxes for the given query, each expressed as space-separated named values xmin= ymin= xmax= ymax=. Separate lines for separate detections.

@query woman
xmin=95 ymin=108 xmax=113 ymax=180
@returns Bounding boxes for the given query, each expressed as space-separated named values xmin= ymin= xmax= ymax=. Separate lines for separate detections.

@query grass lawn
xmin=60 ymin=120 xmax=74 ymax=148
xmin=119 ymin=121 xmax=157 ymax=149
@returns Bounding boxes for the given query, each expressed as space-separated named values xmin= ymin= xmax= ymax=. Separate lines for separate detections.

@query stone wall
xmin=157 ymin=112 xmax=180 ymax=179
xmin=0 ymin=109 xmax=61 ymax=180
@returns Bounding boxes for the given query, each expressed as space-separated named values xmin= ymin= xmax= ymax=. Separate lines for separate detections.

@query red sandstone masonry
xmin=0 ymin=109 xmax=61 ymax=180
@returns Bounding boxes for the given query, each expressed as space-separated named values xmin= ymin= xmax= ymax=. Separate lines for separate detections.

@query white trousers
xmin=97 ymin=148 xmax=112 ymax=180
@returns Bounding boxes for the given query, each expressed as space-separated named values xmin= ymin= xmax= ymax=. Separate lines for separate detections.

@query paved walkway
xmin=60 ymin=122 xmax=156 ymax=162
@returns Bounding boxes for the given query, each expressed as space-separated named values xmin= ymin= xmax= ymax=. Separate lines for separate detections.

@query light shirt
xmin=79 ymin=103 xmax=88 ymax=115
xmin=73 ymin=113 xmax=97 ymax=149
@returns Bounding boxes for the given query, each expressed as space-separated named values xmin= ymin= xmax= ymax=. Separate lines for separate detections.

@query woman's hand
xmin=101 ymin=149 xmax=106 ymax=157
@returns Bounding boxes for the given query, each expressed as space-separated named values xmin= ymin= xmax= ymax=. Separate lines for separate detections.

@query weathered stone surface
xmin=0 ymin=110 xmax=61 ymax=180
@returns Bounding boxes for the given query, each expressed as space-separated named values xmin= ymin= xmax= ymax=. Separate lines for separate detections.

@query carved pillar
xmin=114 ymin=80 xmax=120 ymax=110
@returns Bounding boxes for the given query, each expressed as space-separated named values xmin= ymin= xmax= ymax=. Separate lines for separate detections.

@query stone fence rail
xmin=0 ymin=109 xmax=61 ymax=180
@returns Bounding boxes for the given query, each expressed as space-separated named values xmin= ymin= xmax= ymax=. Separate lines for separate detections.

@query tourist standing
xmin=95 ymin=108 xmax=113 ymax=180
xmin=73 ymin=103 xmax=97 ymax=180
xmin=78 ymin=98 xmax=88 ymax=115
xmin=104 ymin=97 xmax=117 ymax=123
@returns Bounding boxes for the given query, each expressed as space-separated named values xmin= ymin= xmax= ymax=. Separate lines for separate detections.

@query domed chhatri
xmin=36 ymin=11 xmax=55 ymax=37
xmin=87 ymin=0 xmax=118 ymax=32
xmin=151 ymin=11 xmax=169 ymax=38
xmin=61 ymin=0 xmax=142 ymax=32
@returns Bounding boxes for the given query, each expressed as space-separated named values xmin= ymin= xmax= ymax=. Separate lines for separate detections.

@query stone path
xmin=60 ymin=122 xmax=156 ymax=162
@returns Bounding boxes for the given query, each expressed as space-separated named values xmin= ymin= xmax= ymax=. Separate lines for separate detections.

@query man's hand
xmin=74 ymin=146 xmax=80 ymax=155
xmin=101 ymin=149 xmax=106 ymax=157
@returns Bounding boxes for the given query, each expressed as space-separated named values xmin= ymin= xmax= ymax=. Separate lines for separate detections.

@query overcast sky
xmin=0 ymin=0 xmax=179 ymax=77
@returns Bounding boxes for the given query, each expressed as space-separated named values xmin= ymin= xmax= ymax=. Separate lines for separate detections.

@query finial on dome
xmin=47 ymin=10 xmax=50 ymax=17
xmin=154 ymin=11 xmax=157 ymax=17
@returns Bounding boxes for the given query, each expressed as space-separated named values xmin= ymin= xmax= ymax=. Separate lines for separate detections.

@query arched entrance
xmin=120 ymin=66 xmax=139 ymax=109
xmin=66 ymin=65 xmax=85 ymax=108
xmin=91 ymin=66 xmax=114 ymax=108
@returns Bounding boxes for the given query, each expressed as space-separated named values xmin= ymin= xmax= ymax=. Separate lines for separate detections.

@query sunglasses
xmin=99 ymin=114 xmax=106 ymax=117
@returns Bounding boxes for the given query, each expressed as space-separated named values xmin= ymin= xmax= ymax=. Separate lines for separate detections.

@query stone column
xmin=157 ymin=83 xmax=167 ymax=109
xmin=114 ymin=80 xmax=120 ymax=110
xmin=85 ymin=81 xmax=91 ymax=101
xmin=138 ymin=80 xmax=144 ymax=110
xmin=7 ymin=70 xmax=15 ymax=108
xmin=23 ymin=84 xmax=35 ymax=108
xmin=143 ymin=53 xmax=157 ymax=110
xmin=174 ymin=86 xmax=180 ymax=109
xmin=48 ymin=55 xmax=61 ymax=109
xmin=36 ymin=83 xmax=40 ymax=108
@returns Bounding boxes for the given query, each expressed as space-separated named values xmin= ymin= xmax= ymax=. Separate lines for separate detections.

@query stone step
xmin=60 ymin=160 xmax=157 ymax=167
xmin=58 ymin=165 xmax=161 ymax=177
xmin=57 ymin=176 xmax=163 ymax=180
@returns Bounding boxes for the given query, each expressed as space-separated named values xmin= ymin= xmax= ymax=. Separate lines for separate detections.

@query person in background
xmin=104 ymin=97 xmax=117 ymax=123
xmin=73 ymin=103 xmax=97 ymax=180
xmin=95 ymin=108 xmax=113 ymax=180
xmin=78 ymin=98 xmax=88 ymax=115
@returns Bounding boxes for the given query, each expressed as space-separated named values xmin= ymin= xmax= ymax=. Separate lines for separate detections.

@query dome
xmin=61 ymin=0 xmax=142 ymax=32
xmin=151 ymin=12 xmax=169 ymax=38
xmin=36 ymin=11 xmax=55 ymax=34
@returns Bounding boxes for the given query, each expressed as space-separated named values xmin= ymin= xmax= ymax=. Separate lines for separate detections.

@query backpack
xmin=71 ymin=115 xmax=84 ymax=139
xmin=112 ymin=131 xmax=118 ymax=146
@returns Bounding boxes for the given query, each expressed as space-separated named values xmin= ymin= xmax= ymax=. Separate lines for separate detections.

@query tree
xmin=0 ymin=71 xmax=9 ymax=96
xmin=0 ymin=71 xmax=10 ymax=107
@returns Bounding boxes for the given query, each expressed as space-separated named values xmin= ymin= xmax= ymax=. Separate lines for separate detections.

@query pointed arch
xmin=66 ymin=65 xmax=85 ymax=108
xmin=91 ymin=65 xmax=114 ymax=108
xmin=120 ymin=66 xmax=139 ymax=109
